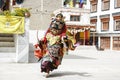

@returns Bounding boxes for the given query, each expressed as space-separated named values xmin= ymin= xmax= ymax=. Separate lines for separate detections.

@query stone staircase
xmin=0 ymin=33 xmax=16 ymax=62
xmin=0 ymin=34 xmax=15 ymax=53
xmin=75 ymin=45 xmax=97 ymax=51
xmin=0 ymin=33 xmax=16 ymax=52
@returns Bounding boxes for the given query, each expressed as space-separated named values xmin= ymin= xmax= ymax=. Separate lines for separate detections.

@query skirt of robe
xmin=40 ymin=44 xmax=63 ymax=73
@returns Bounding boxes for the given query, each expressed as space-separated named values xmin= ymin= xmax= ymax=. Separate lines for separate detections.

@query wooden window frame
xmin=90 ymin=19 xmax=97 ymax=29
xmin=91 ymin=3 xmax=97 ymax=12
xmin=114 ymin=19 xmax=120 ymax=31
xmin=113 ymin=16 xmax=120 ymax=31
xmin=101 ymin=18 xmax=109 ymax=31
xmin=113 ymin=37 xmax=120 ymax=50
xmin=100 ymin=37 xmax=110 ymax=49
xmin=90 ymin=1 xmax=97 ymax=13
xmin=101 ymin=21 xmax=109 ymax=31
xmin=101 ymin=0 xmax=110 ymax=11
xmin=70 ymin=15 xmax=80 ymax=21
xmin=115 ymin=0 xmax=120 ymax=8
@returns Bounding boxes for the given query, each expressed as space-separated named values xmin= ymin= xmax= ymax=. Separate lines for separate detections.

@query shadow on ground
xmin=48 ymin=71 xmax=92 ymax=78
xmin=64 ymin=54 xmax=96 ymax=60
xmin=29 ymin=43 xmax=38 ymax=63
xmin=29 ymin=43 xmax=96 ymax=63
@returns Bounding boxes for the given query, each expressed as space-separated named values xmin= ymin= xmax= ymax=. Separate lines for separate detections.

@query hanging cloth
xmin=80 ymin=32 xmax=84 ymax=39
xmin=3 ymin=0 xmax=9 ymax=11
xmin=0 ymin=0 xmax=4 ymax=8
xmin=13 ymin=0 xmax=16 ymax=5
xmin=16 ymin=0 xmax=24 ymax=4
xmin=0 ymin=0 xmax=9 ymax=11
xmin=85 ymin=30 xmax=90 ymax=40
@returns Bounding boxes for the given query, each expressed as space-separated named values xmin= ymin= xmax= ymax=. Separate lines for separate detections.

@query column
xmin=92 ymin=32 xmax=95 ymax=45
xmin=16 ymin=18 xmax=29 ymax=63
xmin=98 ymin=36 xmax=101 ymax=48
xmin=83 ymin=27 xmax=85 ymax=45
xmin=110 ymin=36 xmax=113 ymax=50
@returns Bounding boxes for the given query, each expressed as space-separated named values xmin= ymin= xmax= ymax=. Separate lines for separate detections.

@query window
xmin=113 ymin=15 xmax=120 ymax=31
xmin=115 ymin=20 xmax=120 ymax=31
xmin=102 ymin=0 xmax=110 ymax=10
xmin=91 ymin=19 xmax=97 ymax=25
xmin=83 ymin=0 xmax=87 ymax=4
xmin=101 ymin=18 xmax=109 ymax=31
xmin=100 ymin=37 xmax=110 ymax=49
xmin=70 ymin=15 xmax=80 ymax=21
xmin=115 ymin=0 xmax=120 ymax=8
xmin=113 ymin=37 xmax=120 ymax=50
xmin=102 ymin=22 xmax=109 ymax=31
xmin=90 ymin=0 xmax=97 ymax=12
xmin=90 ymin=18 xmax=97 ymax=30
xmin=91 ymin=3 xmax=97 ymax=12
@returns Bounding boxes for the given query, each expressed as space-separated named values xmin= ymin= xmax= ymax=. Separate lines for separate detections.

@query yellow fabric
xmin=67 ymin=35 xmax=76 ymax=44
xmin=87 ymin=31 xmax=90 ymax=39
xmin=46 ymin=33 xmax=61 ymax=45
xmin=66 ymin=30 xmax=73 ymax=36
xmin=69 ymin=0 xmax=73 ymax=8
xmin=66 ymin=31 xmax=76 ymax=44
xmin=80 ymin=32 xmax=84 ymax=39
xmin=0 ymin=16 xmax=25 ymax=34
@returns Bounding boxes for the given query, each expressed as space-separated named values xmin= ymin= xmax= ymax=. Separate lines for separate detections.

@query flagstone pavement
xmin=0 ymin=48 xmax=120 ymax=80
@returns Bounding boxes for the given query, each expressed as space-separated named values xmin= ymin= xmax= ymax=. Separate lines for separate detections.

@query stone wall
xmin=22 ymin=0 xmax=62 ymax=30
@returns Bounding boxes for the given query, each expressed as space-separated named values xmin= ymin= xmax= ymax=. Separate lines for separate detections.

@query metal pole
xmin=84 ymin=27 xmax=85 ymax=45
xmin=93 ymin=32 xmax=95 ymax=45
xmin=40 ymin=0 xmax=43 ymax=30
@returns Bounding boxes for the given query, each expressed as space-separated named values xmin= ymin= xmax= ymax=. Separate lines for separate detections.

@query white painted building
xmin=90 ymin=0 xmax=120 ymax=50
xmin=53 ymin=7 xmax=96 ymax=45
xmin=53 ymin=0 xmax=96 ymax=46
xmin=0 ymin=0 xmax=29 ymax=62
xmin=0 ymin=0 xmax=96 ymax=63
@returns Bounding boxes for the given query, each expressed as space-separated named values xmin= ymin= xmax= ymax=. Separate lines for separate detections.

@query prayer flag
xmin=85 ymin=30 xmax=90 ymax=40
xmin=73 ymin=0 xmax=76 ymax=7
xmin=0 ymin=16 xmax=25 ymax=34
xmin=69 ymin=0 xmax=73 ymax=8
xmin=79 ymin=0 xmax=84 ymax=8
xmin=80 ymin=32 xmax=84 ymax=39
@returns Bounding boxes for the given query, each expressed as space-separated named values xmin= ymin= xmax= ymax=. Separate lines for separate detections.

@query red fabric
xmin=12 ymin=0 xmax=16 ymax=5
xmin=85 ymin=30 xmax=90 ymax=40
xmin=34 ymin=44 xmax=42 ymax=58
xmin=34 ymin=49 xmax=43 ymax=59
xmin=44 ymin=23 xmax=67 ymax=39
xmin=61 ymin=25 xmax=67 ymax=36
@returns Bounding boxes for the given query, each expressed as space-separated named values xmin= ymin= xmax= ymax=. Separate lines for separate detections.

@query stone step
xmin=0 ymin=37 xmax=14 ymax=42
xmin=76 ymin=46 xmax=97 ymax=51
xmin=0 ymin=47 xmax=16 ymax=52
xmin=0 ymin=34 xmax=15 ymax=47
xmin=0 ymin=34 xmax=13 ymax=37
xmin=0 ymin=42 xmax=15 ymax=47
xmin=0 ymin=58 xmax=16 ymax=62
xmin=0 ymin=53 xmax=16 ymax=58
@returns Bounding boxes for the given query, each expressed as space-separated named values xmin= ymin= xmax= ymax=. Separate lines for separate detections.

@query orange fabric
xmin=85 ymin=30 xmax=90 ymax=40
xmin=34 ymin=43 xmax=46 ymax=59
xmin=34 ymin=49 xmax=43 ymax=59
xmin=80 ymin=32 xmax=84 ymax=39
